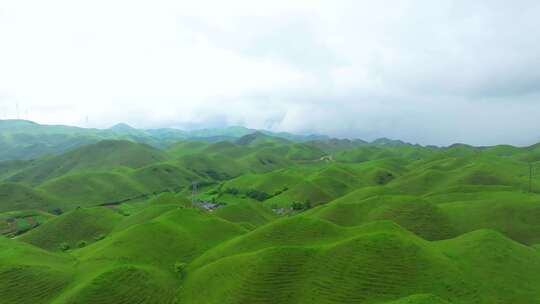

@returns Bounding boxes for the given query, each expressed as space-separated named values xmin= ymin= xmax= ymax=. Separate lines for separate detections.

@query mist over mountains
xmin=0 ymin=119 xmax=396 ymax=161
xmin=0 ymin=119 xmax=325 ymax=161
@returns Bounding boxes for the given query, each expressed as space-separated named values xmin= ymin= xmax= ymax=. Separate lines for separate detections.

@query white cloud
xmin=1 ymin=0 xmax=540 ymax=145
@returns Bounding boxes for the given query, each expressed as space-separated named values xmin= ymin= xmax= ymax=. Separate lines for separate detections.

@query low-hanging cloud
xmin=1 ymin=0 xmax=539 ymax=146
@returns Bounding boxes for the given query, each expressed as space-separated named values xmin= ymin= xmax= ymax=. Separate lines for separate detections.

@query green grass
xmin=76 ymin=208 xmax=247 ymax=268
xmin=7 ymin=140 xmax=168 ymax=186
xmin=383 ymin=294 xmax=451 ymax=304
xmin=4 ymin=134 xmax=540 ymax=303
xmin=63 ymin=265 xmax=176 ymax=304
xmin=179 ymin=218 xmax=540 ymax=303
xmin=0 ymin=237 xmax=74 ymax=304
xmin=213 ymin=201 xmax=277 ymax=227
xmin=19 ymin=207 xmax=124 ymax=251
xmin=306 ymin=194 xmax=456 ymax=240
xmin=0 ymin=182 xmax=61 ymax=212
xmin=440 ymin=196 xmax=540 ymax=245
xmin=180 ymin=220 xmax=471 ymax=303
xmin=435 ymin=229 xmax=540 ymax=303
xmin=38 ymin=172 xmax=147 ymax=208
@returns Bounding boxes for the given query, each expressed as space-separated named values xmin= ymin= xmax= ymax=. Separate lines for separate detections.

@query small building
xmin=199 ymin=201 xmax=220 ymax=211
xmin=272 ymin=208 xmax=286 ymax=215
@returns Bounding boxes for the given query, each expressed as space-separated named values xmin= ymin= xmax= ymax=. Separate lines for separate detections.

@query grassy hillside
xmin=19 ymin=207 xmax=124 ymax=251
xmin=180 ymin=219 xmax=540 ymax=304
xmin=0 ymin=182 xmax=61 ymax=212
xmin=0 ymin=236 xmax=74 ymax=304
xmin=76 ymin=208 xmax=247 ymax=268
xmin=63 ymin=265 xmax=177 ymax=304
xmin=3 ymin=131 xmax=540 ymax=303
xmin=7 ymin=140 xmax=168 ymax=186
xmin=213 ymin=201 xmax=277 ymax=228
xmin=215 ymin=159 xmax=406 ymax=209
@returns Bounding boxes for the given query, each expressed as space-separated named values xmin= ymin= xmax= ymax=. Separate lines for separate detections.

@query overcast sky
xmin=1 ymin=0 xmax=540 ymax=146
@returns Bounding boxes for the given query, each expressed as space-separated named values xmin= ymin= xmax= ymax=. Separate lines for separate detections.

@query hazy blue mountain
xmin=0 ymin=120 xmax=331 ymax=161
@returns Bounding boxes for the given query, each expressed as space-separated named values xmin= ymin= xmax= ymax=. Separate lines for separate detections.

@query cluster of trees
xmin=291 ymin=200 xmax=311 ymax=211
xmin=374 ymin=170 xmax=394 ymax=185
xmin=223 ymin=186 xmax=289 ymax=202
xmin=246 ymin=189 xmax=271 ymax=201
xmin=223 ymin=187 xmax=240 ymax=195
xmin=223 ymin=187 xmax=271 ymax=201
xmin=58 ymin=234 xmax=106 ymax=251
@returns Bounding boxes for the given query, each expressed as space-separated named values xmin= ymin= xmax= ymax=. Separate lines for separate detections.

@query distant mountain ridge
xmin=0 ymin=120 xmax=332 ymax=161
xmin=0 ymin=119 xmax=430 ymax=161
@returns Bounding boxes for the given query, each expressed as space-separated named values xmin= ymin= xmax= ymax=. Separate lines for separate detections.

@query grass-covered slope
xmin=77 ymin=208 xmax=247 ymax=268
xmin=38 ymin=172 xmax=147 ymax=208
xmin=63 ymin=265 xmax=177 ymax=304
xmin=435 ymin=229 xmax=540 ymax=303
xmin=383 ymin=294 xmax=451 ymax=304
xmin=306 ymin=194 xmax=456 ymax=241
xmin=180 ymin=217 xmax=540 ymax=304
xmin=7 ymin=140 xmax=168 ymax=186
xmin=213 ymin=201 xmax=276 ymax=228
xmin=0 ymin=237 xmax=74 ymax=304
xmin=4 ymin=131 xmax=540 ymax=303
xmin=0 ymin=182 xmax=61 ymax=212
xmin=216 ymin=159 xmax=405 ymax=208
xmin=0 ymin=140 xmax=207 ymax=212
xmin=19 ymin=207 xmax=124 ymax=251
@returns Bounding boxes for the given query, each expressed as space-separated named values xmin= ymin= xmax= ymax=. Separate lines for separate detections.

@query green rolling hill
xmin=19 ymin=207 xmax=124 ymax=251
xmin=2 ymin=125 xmax=540 ymax=303
xmin=6 ymin=140 xmax=168 ymax=186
